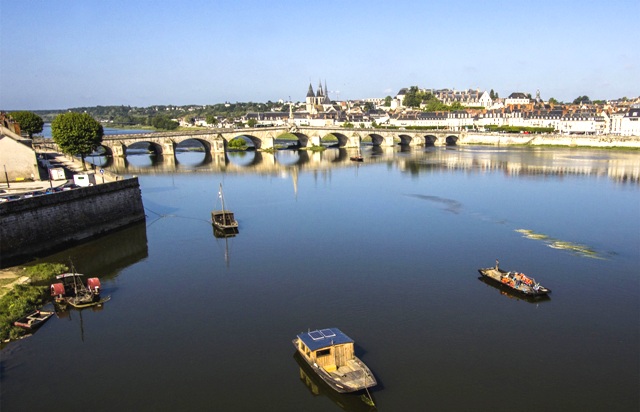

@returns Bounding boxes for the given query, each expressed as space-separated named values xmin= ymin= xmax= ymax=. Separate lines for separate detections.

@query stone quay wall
xmin=0 ymin=178 xmax=145 ymax=265
xmin=462 ymin=133 xmax=640 ymax=148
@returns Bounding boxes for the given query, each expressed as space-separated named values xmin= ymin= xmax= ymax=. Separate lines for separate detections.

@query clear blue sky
xmin=1 ymin=0 xmax=638 ymax=110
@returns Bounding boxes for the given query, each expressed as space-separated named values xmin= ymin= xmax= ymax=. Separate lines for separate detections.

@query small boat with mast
xmin=211 ymin=183 xmax=239 ymax=234
xmin=350 ymin=146 xmax=363 ymax=162
xmin=51 ymin=272 xmax=109 ymax=308
xmin=50 ymin=262 xmax=110 ymax=309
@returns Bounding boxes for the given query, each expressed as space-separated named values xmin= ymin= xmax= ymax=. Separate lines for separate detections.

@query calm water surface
xmin=1 ymin=146 xmax=638 ymax=411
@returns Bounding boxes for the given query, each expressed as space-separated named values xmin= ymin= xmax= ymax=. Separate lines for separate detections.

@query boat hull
xmin=13 ymin=310 xmax=54 ymax=329
xmin=478 ymin=267 xmax=551 ymax=296
xmin=292 ymin=339 xmax=376 ymax=393
xmin=211 ymin=211 xmax=238 ymax=232
xmin=65 ymin=295 xmax=111 ymax=309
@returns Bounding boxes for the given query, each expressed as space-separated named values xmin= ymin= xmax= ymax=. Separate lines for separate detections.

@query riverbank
xmin=461 ymin=132 xmax=640 ymax=148
xmin=0 ymin=263 xmax=66 ymax=342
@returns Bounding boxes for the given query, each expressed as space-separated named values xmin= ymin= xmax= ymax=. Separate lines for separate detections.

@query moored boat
xmin=211 ymin=183 xmax=239 ymax=233
xmin=478 ymin=260 xmax=551 ymax=296
xmin=350 ymin=147 xmax=364 ymax=162
xmin=292 ymin=328 xmax=377 ymax=393
xmin=51 ymin=272 xmax=105 ymax=308
xmin=13 ymin=310 xmax=54 ymax=329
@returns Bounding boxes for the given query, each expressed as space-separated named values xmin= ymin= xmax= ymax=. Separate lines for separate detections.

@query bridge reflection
xmin=86 ymin=146 xmax=639 ymax=184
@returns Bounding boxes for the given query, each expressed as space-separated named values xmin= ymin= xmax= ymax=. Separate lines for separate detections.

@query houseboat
xmin=293 ymin=328 xmax=377 ymax=393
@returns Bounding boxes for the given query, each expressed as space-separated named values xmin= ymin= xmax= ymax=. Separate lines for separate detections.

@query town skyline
xmin=1 ymin=0 xmax=638 ymax=110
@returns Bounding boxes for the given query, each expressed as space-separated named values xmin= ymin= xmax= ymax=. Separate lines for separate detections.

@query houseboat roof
xmin=297 ymin=328 xmax=353 ymax=351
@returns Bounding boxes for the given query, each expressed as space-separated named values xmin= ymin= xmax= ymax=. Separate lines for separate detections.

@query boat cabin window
xmin=316 ymin=348 xmax=331 ymax=357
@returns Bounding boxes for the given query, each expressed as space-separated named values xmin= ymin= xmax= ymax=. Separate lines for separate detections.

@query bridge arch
xmin=288 ymin=132 xmax=310 ymax=147
xmin=446 ymin=135 xmax=459 ymax=146
xmin=175 ymin=138 xmax=211 ymax=153
xmin=320 ymin=132 xmax=342 ymax=147
xmin=229 ymin=134 xmax=259 ymax=150
xmin=127 ymin=141 xmax=164 ymax=155
xmin=364 ymin=133 xmax=385 ymax=146
xmin=397 ymin=134 xmax=414 ymax=146
xmin=425 ymin=135 xmax=438 ymax=146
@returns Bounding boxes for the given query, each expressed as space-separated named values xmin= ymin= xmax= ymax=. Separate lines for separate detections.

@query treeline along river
xmin=1 ymin=145 xmax=638 ymax=411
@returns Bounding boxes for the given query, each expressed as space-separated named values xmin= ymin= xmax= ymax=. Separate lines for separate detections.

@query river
xmin=1 ymin=145 xmax=638 ymax=411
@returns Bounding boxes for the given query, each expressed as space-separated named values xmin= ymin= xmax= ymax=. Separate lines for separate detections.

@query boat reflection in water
xmin=212 ymin=226 xmax=236 ymax=268
xmin=477 ymin=277 xmax=551 ymax=304
xmin=293 ymin=352 xmax=377 ymax=412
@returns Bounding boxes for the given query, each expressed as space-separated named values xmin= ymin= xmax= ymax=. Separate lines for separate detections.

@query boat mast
xmin=219 ymin=183 xmax=226 ymax=216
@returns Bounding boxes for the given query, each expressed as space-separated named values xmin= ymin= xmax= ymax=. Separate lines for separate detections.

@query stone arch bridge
xmin=99 ymin=126 xmax=465 ymax=156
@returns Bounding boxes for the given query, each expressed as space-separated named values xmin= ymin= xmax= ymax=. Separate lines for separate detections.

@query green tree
xmin=206 ymin=115 xmax=218 ymax=126
xmin=151 ymin=116 xmax=179 ymax=130
xmin=548 ymin=97 xmax=559 ymax=105
xmin=403 ymin=86 xmax=422 ymax=108
xmin=489 ymin=89 xmax=496 ymax=99
xmin=384 ymin=96 xmax=392 ymax=107
xmin=573 ymin=95 xmax=590 ymax=105
xmin=228 ymin=138 xmax=248 ymax=149
xmin=51 ymin=112 xmax=104 ymax=170
xmin=10 ymin=111 xmax=44 ymax=138
xmin=247 ymin=118 xmax=258 ymax=127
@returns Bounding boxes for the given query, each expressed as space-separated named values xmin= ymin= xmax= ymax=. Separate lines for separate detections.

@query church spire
xmin=306 ymin=83 xmax=315 ymax=98
xmin=324 ymin=79 xmax=330 ymax=103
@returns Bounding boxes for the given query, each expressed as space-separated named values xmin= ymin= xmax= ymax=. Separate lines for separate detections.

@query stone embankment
xmin=462 ymin=133 xmax=640 ymax=148
xmin=0 ymin=178 xmax=145 ymax=266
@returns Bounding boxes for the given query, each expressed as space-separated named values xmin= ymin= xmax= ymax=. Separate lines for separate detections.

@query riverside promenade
xmin=1 ymin=151 xmax=119 ymax=195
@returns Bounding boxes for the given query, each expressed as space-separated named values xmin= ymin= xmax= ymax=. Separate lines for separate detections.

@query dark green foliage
xmin=51 ymin=112 xmax=104 ymax=166
xmin=384 ymin=96 xmax=392 ymax=107
xmin=23 ymin=263 xmax=68 ymax=282
xmin=151 ymin=116 xmax=179 ymax=130
xmin=228 ymin=138 xmax=248 ymax=149
xmin=10 ymin=111 xmax=44 ymax=137
xmin=573 ymin=95 xmax=591 ymax=105
xmin=206 ymin=115 xmax=218 ymax=126
xmin=403 ymin=86 xmax=423 ymax=108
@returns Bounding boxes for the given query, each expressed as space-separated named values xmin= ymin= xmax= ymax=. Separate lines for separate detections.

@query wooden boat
xmin=478 ymin=260 xmax=551 ymax=296
xmin=211 ymin=183 xmax=239 ymax=233
xmin=477 ymin=277 xmax=551 ymax=303
xmin=293 ymin=328 xmax=377 ymax=393
xmin=13 ymin=310 xmax=54 ymax=329
xmin=350 ymin=147 xmax=364 ymax=162
xmin=51 ymin=272 xmax=106 ymax=308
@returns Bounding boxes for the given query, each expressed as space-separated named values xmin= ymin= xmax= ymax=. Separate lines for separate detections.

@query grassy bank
xmin=0 ymin=263 xmax=67 ymax=342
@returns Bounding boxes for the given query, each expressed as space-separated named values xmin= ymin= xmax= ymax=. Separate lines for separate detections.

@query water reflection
xmin=293 ymin=352 xmax=377 ymax=412
xmin=35 ymin=222 xmax=148 ymax=278
xmin=91 ymin=146 xmax=639 ymax=184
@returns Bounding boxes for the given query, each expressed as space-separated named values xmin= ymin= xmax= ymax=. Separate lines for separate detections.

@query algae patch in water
xmin=515 ymin=229 xmax=601 ymax=259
